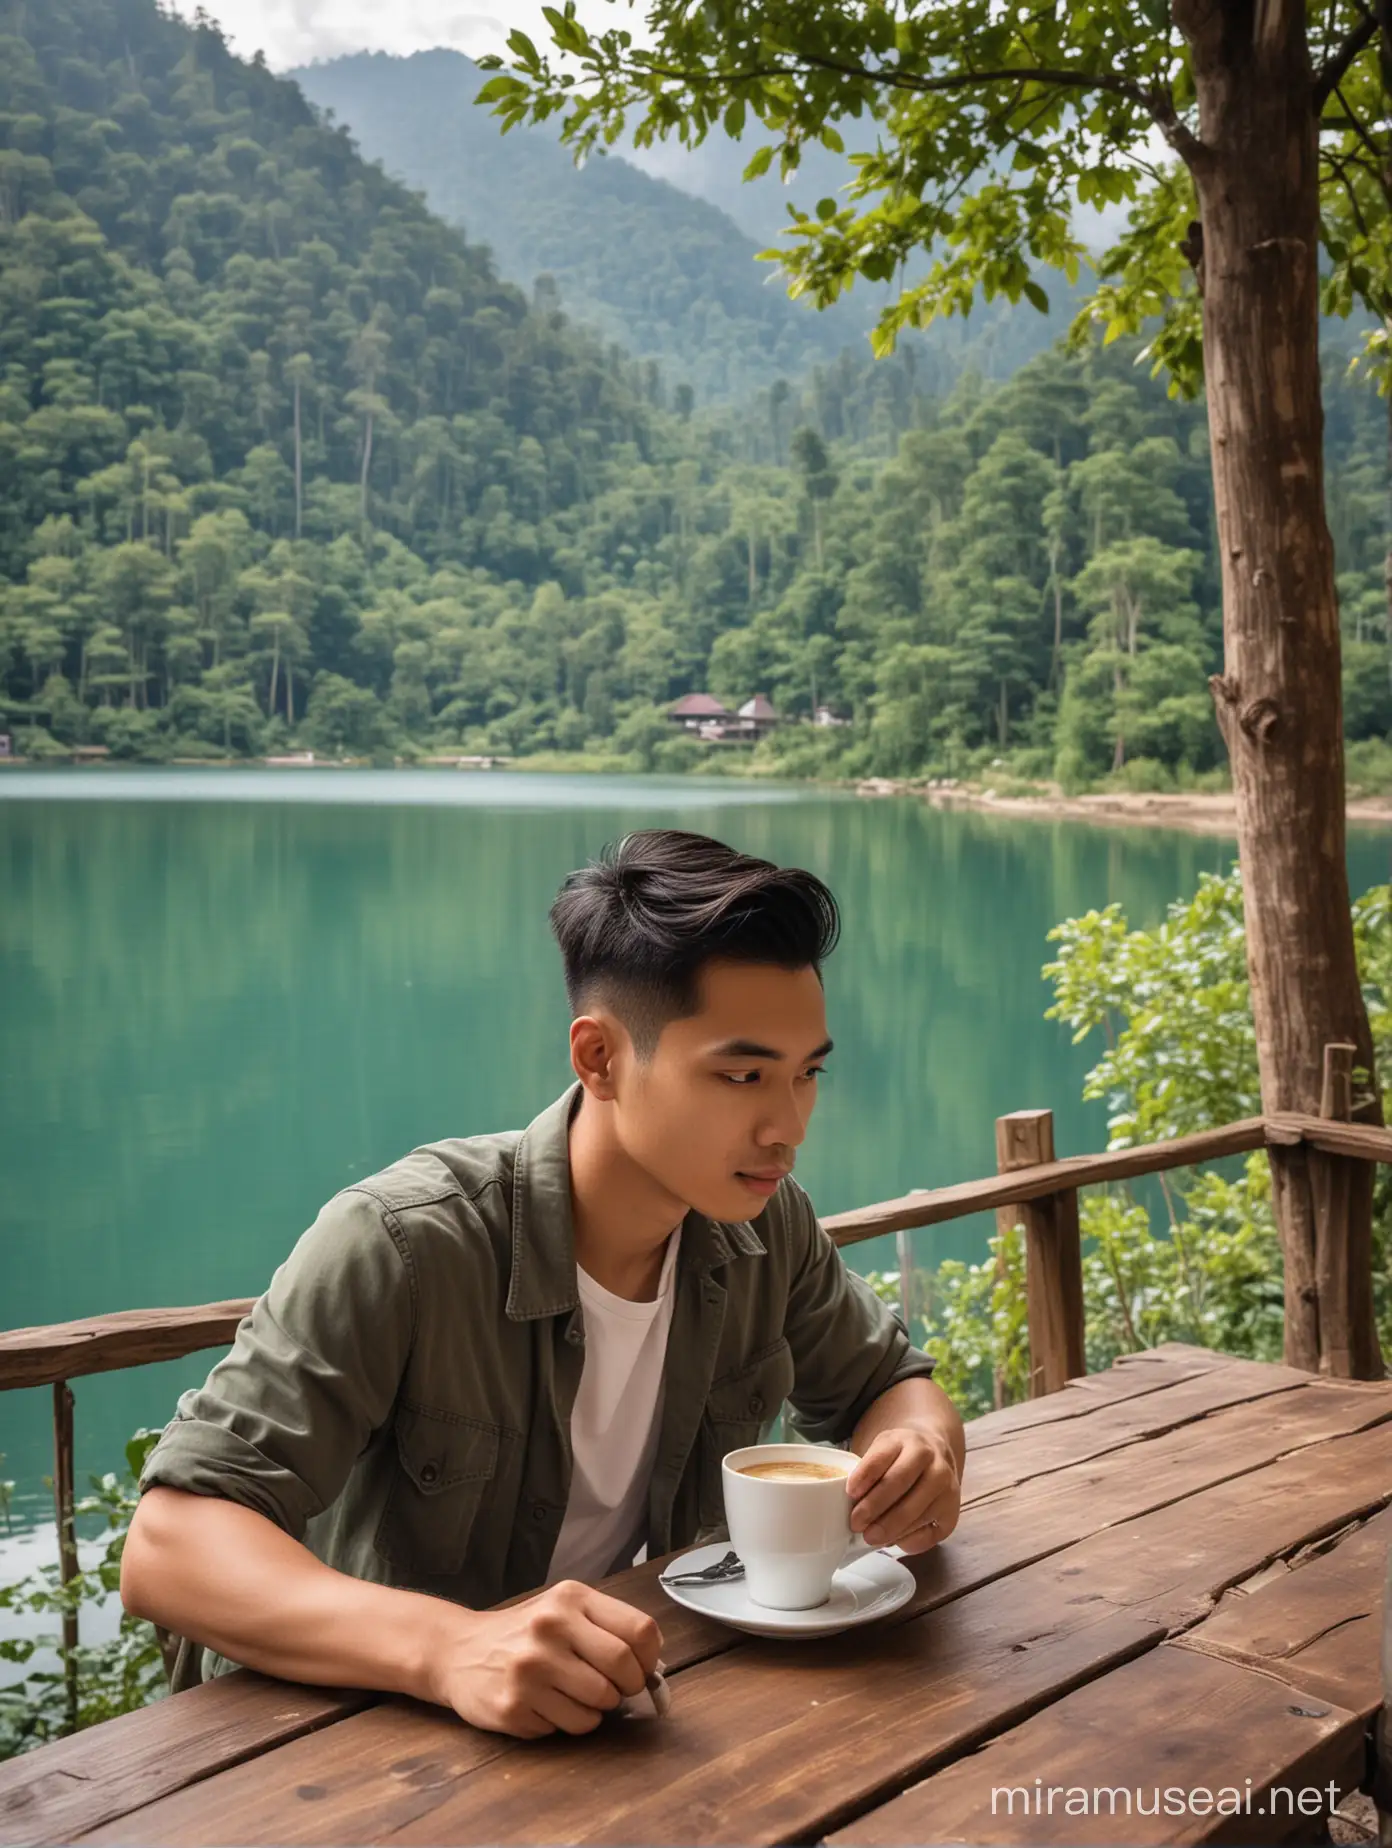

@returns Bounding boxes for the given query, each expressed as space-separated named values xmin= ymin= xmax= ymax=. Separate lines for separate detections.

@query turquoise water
xmin=2 ymin=768 xmax=1386 ymax=1532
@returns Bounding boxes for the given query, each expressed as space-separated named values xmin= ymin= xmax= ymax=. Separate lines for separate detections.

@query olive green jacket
xmin=141 ymin=1086 xmax=934 ymax=1682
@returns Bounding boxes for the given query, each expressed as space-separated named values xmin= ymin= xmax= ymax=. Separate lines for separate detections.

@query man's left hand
xmin=846 ymin=1428 xmax=961 ymax=1556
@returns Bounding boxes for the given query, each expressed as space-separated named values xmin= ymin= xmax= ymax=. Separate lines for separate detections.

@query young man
xmin=123 ymin=830 xmax=964 ymax=1740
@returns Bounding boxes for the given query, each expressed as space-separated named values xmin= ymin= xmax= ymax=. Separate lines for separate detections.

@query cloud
xmin=166 ymin=0 xmax=515 ymax=69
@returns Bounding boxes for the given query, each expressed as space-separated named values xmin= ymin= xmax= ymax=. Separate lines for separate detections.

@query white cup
xmin=722 ymin=1441 xmax=871 ymax=1610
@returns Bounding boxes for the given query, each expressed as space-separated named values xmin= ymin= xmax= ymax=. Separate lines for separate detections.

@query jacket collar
xmin=505 ymin=1083 xmax=766 ymax=1321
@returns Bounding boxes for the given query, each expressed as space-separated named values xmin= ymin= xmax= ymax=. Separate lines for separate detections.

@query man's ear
xmin=570 ymin=1012 xmax=622 ymax=1101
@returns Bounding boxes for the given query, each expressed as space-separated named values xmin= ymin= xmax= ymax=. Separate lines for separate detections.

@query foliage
xmin=0 ymin=1432 xmax=165 ymax=1761
xmin=482 ymin=0 xmax=1388 ymax=396
xmin=1043 ymin=870 xmax=1259 ymax=1145
xmin=872 ymin=868 xmax=1392 ymax=1420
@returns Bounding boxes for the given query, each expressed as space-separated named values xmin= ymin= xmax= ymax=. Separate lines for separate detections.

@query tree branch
xmin=1330 ymin=79 xmax=1389 ymax=186
xmin=1325 ymin=145 xmax=1374 ymax=238
xmin=1146 ymin=86 xmax=1205 ymax=164
xmin=1312 ymin=13 xmax=1379 ymax=108
xmin=640 ymin=50 xmax=1150 ymax=109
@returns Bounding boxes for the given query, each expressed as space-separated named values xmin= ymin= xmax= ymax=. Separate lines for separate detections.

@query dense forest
xmin=0 ymin=0 xmax=1388 ymax=790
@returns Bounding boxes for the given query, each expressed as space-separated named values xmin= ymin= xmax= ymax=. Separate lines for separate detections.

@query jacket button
xmin=532 ymin=1502 xmax=549 ymax=1523
xmin=749 ymin=1394 xmax=765 ymax=1417
xmin=419 ymin=1461 xmax=440 ymax=1487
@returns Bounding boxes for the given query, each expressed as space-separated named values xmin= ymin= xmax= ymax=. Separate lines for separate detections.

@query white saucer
xmin=657 ymin=1541 xmax=915 ymax=1639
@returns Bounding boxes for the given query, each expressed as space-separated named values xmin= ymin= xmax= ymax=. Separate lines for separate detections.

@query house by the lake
xmin=667 ymin=692 xmax=781 ymax=743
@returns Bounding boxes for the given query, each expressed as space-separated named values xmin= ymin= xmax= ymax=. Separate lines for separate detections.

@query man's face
xmin=607 ymin=959 xmax=832 ymax=1222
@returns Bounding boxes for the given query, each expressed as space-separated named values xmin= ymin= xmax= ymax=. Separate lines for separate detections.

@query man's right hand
xmin=429 ymin=1579 xmax=663 ymax=1738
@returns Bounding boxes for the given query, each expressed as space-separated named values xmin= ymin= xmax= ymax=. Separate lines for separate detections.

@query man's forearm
xmin=852 ymin=1376 xmax=966 ymax=1477
xmin=122 ymin=1487 xmax=461 ymax=1703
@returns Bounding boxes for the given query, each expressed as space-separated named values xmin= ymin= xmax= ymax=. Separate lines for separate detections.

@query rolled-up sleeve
xmin=780 ymin=1181 xmax=935 ymax=1445
xmin=139 ymin=1187 xmax=416 ymax=1540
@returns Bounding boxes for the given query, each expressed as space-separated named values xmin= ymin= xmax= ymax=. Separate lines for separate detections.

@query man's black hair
xmin=549 ymin=829 xmax=840 ymax=1056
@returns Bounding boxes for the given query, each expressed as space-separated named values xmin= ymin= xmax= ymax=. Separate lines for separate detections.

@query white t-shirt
xmin=546 ymin=1232 xmax=681 ymax=1586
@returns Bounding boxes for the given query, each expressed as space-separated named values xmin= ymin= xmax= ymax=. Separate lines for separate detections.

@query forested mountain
xmin=290 ymin=50 xmax=1085 ymax=405
xmin=289 ymin=51 xmax=867 ymax=406
xmin=0 ymin=0 xmax=1387 ymax=790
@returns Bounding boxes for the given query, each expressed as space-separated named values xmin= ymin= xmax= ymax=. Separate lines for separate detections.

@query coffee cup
xmin=721 ymin=1442 xmax=870 ymax=1610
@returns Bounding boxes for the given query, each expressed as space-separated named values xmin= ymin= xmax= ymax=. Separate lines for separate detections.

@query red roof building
xmin=668 ymin=693 xmax=732 ymax=729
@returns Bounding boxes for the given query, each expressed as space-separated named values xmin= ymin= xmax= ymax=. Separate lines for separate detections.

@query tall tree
xmin=790 ymin=425 xmax=837 ymax=569
xmin=285 ymin=351 xmax=315 ymax=541
xmin=486 ymin=0 xmax=1390 ymax=1377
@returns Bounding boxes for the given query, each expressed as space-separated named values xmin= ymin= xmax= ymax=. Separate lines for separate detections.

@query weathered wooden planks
xmin=964 ymin=1359 xmax=1315 ymax=1501
xmin=84 ymin=1573 xmax=1164 ymax=1846
xmin=0 ymin=1302 xmax=253 ymax=1392
xmin=966 ymin=1345 xmax=1249 ymax=1451
xmin=79 ymin=1389 xmax=1392 ymax=1847
xmin=955 ymin=1382 xmax=1392 ymax=1590
xmin=1041 ymin=1422 xmax=1392 ymax=1633
xmin=1170 ymin=1502 xmax=1392 ymax=1716
xmin=78 ymin=1700 xmax=515 ymax=1848
xmin=829 ymin=1489 xmax=1392 ymax=1846
xmin=829 ymin=1642 xmax=1365 ymax=1847
xmin=0 ymin=1673 xmax=371 ymax=1847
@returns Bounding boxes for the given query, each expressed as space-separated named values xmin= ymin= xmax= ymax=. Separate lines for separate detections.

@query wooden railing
xmin=4 ymin=1055 xmax=1390 ymax=1720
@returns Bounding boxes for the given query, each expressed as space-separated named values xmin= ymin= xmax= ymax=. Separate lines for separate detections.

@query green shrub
xmin=652 ymin=733 xmax=715 ymax=774
xmin=1345 ymin=737 xmax=1392 ymax=797
xmin=872 ymin=866 xmax=1392 ymax=1420
xmin=0 ymin=1433 xmax=166 ymax=1761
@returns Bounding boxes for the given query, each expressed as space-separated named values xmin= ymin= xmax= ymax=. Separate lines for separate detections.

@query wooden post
xmin=52 ymin=1380 xmax=79 ymax=1733
xmin=996 ymin=1110 xmax=1086 ymax=1398
xmin=1308 ymin=1041 xmax=1382 ymax=1378
xmin=895 ymin=1226 xmax=916 ymax=1335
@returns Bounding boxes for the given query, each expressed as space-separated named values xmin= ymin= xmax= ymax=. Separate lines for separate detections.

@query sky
xmin=163 ymin=0 xmax=592 ymax=69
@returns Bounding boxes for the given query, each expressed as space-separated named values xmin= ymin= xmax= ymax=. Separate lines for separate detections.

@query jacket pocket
xmin=375 ymin=1403 xmax=500 ymax=1577
xmin=696 ymin=1338 xmax=797 ymax=1527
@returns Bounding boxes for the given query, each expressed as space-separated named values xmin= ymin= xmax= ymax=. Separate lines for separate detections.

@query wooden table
xmin=3 ymin=1343 xmax=1389 ymax=1847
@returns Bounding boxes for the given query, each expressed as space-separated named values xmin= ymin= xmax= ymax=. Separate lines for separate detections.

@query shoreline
xmin=854 ymin=779 xmax=1392 ymax=836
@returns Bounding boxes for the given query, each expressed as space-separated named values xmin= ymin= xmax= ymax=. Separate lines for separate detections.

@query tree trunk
xmin=360 ymin=408 xmax=375 ymax=525
xmin=293 ymin=379 xmax=303 ymax=542
xmin=268 ymin=633 xmax=280 ymax=721
xmin=1384 ymin=366 xmax=1391 ymax=700
xmin=286 ymin=663 xmax=295 ymax=728
xmin=1176 ymin=0 xmax=1383 ymax=1377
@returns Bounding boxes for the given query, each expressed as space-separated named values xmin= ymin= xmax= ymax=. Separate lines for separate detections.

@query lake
xmin=3 ymin=768 xmax=1388 ymax=1538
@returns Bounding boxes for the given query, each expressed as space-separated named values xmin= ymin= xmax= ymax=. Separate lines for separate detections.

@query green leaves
xmin=505 ymin=29 xmax=542 ymax=73
xmin=1 ymin=1436 xmax=168 ymax=1760
xmin=474 ymin=74 xmax=529 ymax=106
